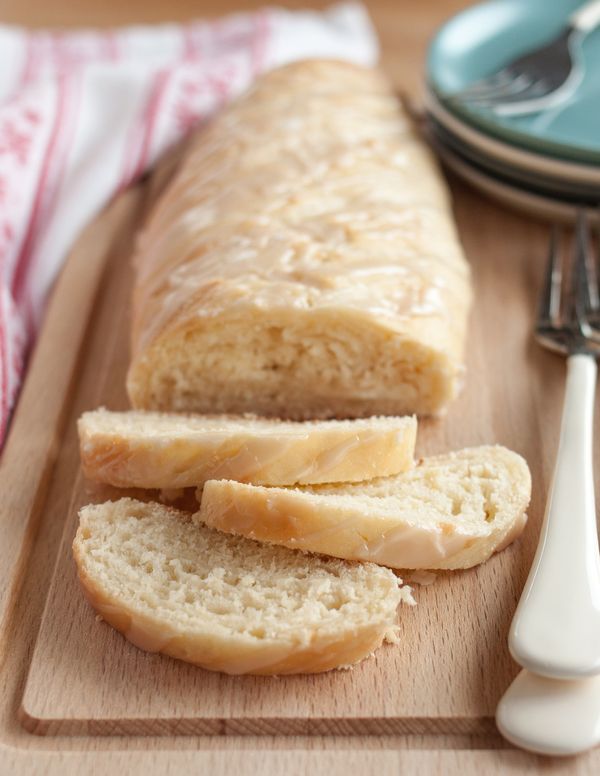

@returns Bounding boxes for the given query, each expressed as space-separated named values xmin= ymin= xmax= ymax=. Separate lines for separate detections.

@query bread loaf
xmin=196 ymin=446 xmax=531 ymax=570
xmin=77 ymin=409 xmax=417 ymax=488
xmin=127 ymin=60 xmax=471 ymax=419
xmin=73 ymin=498 xmax=413 ymax=675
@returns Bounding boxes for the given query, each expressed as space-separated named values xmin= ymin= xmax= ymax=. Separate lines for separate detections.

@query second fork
xmin=509 ymin=211 xmax=600 ymax=679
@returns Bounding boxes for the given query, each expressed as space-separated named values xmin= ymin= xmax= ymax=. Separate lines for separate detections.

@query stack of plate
xmin=426 ymin=0 xmax=600 ymax=221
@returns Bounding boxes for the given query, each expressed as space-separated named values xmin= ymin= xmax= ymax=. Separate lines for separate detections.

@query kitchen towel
xmin=0 ymin=2 xmax=378 ymax=444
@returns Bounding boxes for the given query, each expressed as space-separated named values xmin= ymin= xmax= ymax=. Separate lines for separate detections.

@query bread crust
xmin=78 ymin=410 xmax=417 ymax=488
xmin=196 ymin=446 xmax=532 ymax=571
xmin=72 ymin=501 xmax=403 ymax=675
xmin=73 ymin=566 xmax=396 ymax=674
xmin=126 ymin=60 xmax=471 ymax=418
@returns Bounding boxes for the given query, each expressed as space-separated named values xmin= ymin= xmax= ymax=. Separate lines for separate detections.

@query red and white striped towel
xmin=0 ymin=2 xmax=377 ymax=445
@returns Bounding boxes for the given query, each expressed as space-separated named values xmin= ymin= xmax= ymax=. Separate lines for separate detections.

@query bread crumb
xmin=404 ymin=570 xmax=437 ymax=587
xmin=398 ymin=583 xmax=416 ymax=607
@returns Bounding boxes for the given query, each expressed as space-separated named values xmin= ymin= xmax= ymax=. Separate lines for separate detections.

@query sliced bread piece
xmin=196 ymin=446 xmax=531 ymax=571
xmin=78 ymin=409 xmax=417 ymax=489
xmin=73 ymin=498 xmax=411 ymax=675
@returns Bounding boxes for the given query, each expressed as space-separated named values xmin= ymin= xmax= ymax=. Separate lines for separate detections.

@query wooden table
xmin=1 ymin=1 xmax=599 ymax=773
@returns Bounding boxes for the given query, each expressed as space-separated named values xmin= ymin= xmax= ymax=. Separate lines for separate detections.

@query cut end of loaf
xmin=127 ymin=310 xmax=461 ymax=419
xmin=73 ymin=498 xmax=407 ymax=674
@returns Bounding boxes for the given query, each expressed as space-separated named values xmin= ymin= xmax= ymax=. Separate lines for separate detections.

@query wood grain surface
xmin=15 ymin=178 xmax=551 ymax=739
xmin=1 ymin=0 xmax=600 ymax=772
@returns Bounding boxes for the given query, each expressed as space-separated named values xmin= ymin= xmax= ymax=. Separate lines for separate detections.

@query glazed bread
xmin=77 ymin=409 xmax=417 ymax=488
xmin=73 ymin=498 xmax=412 ymax=675
xmin=127 ymin=60 xmax=471 ymax=419
xmin=197 ymin=446 xmax=531 ymax=570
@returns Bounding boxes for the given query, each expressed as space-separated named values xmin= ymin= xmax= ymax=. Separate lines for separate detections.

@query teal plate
xmin=427 ymin=0 xmax=600 ymax=164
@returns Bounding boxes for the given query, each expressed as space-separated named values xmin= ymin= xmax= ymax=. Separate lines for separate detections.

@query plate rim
xmin=425 ymin=88 xmax=600 ymax=187
xmin=435 ymin=141 xmax=598 ymax=223
xmin=426 ymin=0 xmax=600 ymax=165
xmin=427 ymin=119 xmax=600 ymax=199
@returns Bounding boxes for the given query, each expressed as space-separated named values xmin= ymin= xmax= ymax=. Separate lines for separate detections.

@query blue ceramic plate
xmin=428 ymin=0 xmax=600 ymax=164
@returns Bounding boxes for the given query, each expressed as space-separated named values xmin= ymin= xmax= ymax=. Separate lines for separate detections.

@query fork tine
xmin=582 ymin=208 xmax=599 ymax=312
xmin=452 ymin=74 xmax=532 ymax=105
xmin=458 ymin=74 xmax=535 ymax=106
xmin=538 ymin=226 xmax=563 ymax=327
xmin=569 ymin=209 xmax=595 ymax=329
xmin=450 ymin=69 xmax=513 ymax=100
xmin=594 ymin=207 xmax=600 ymax=311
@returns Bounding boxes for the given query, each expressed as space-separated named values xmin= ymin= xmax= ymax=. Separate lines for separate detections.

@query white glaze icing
xmin=130 ymin=62 xmax=470 ymax=364
xmin=80 ymin=411 xmax=416 ymax=487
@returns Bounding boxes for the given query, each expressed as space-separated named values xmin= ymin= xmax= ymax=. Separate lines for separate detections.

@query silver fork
xmin=449 ymin=1 xmax=600 ymax=116
xmin=509 ymin=210 xmax=600 ymax=680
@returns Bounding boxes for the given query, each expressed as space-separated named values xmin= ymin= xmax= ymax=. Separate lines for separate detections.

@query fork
xmin=449 ymin=1 xmax=600 ymax=116
xmin=509 ymin=210 xmax=600 ymax=680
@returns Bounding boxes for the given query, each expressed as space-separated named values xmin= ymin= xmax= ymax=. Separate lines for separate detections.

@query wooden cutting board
xmin=0 ymin=135 xmax=599 ymax=772
xmin=1 ymin=4 xmax=600 ymax=769
xmin=14 ymin=163 xmax=546 ymax=739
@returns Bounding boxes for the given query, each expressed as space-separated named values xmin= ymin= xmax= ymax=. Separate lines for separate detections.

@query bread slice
xmin=126 ymin=61 xmax=471 ymax=420
xmin=73 ymin=498 xmax=412 ymax=675
xmin=77 ymin=409 xmax=417 ymax=489
xmin=197 ymin=446 xmax=531 ymax=571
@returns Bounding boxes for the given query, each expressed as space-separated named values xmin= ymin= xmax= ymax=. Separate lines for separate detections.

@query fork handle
xmin=509 ymin=353 xmax=600 ymax=679
xmin=570 ymin=0 xmax=600 ymax=32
